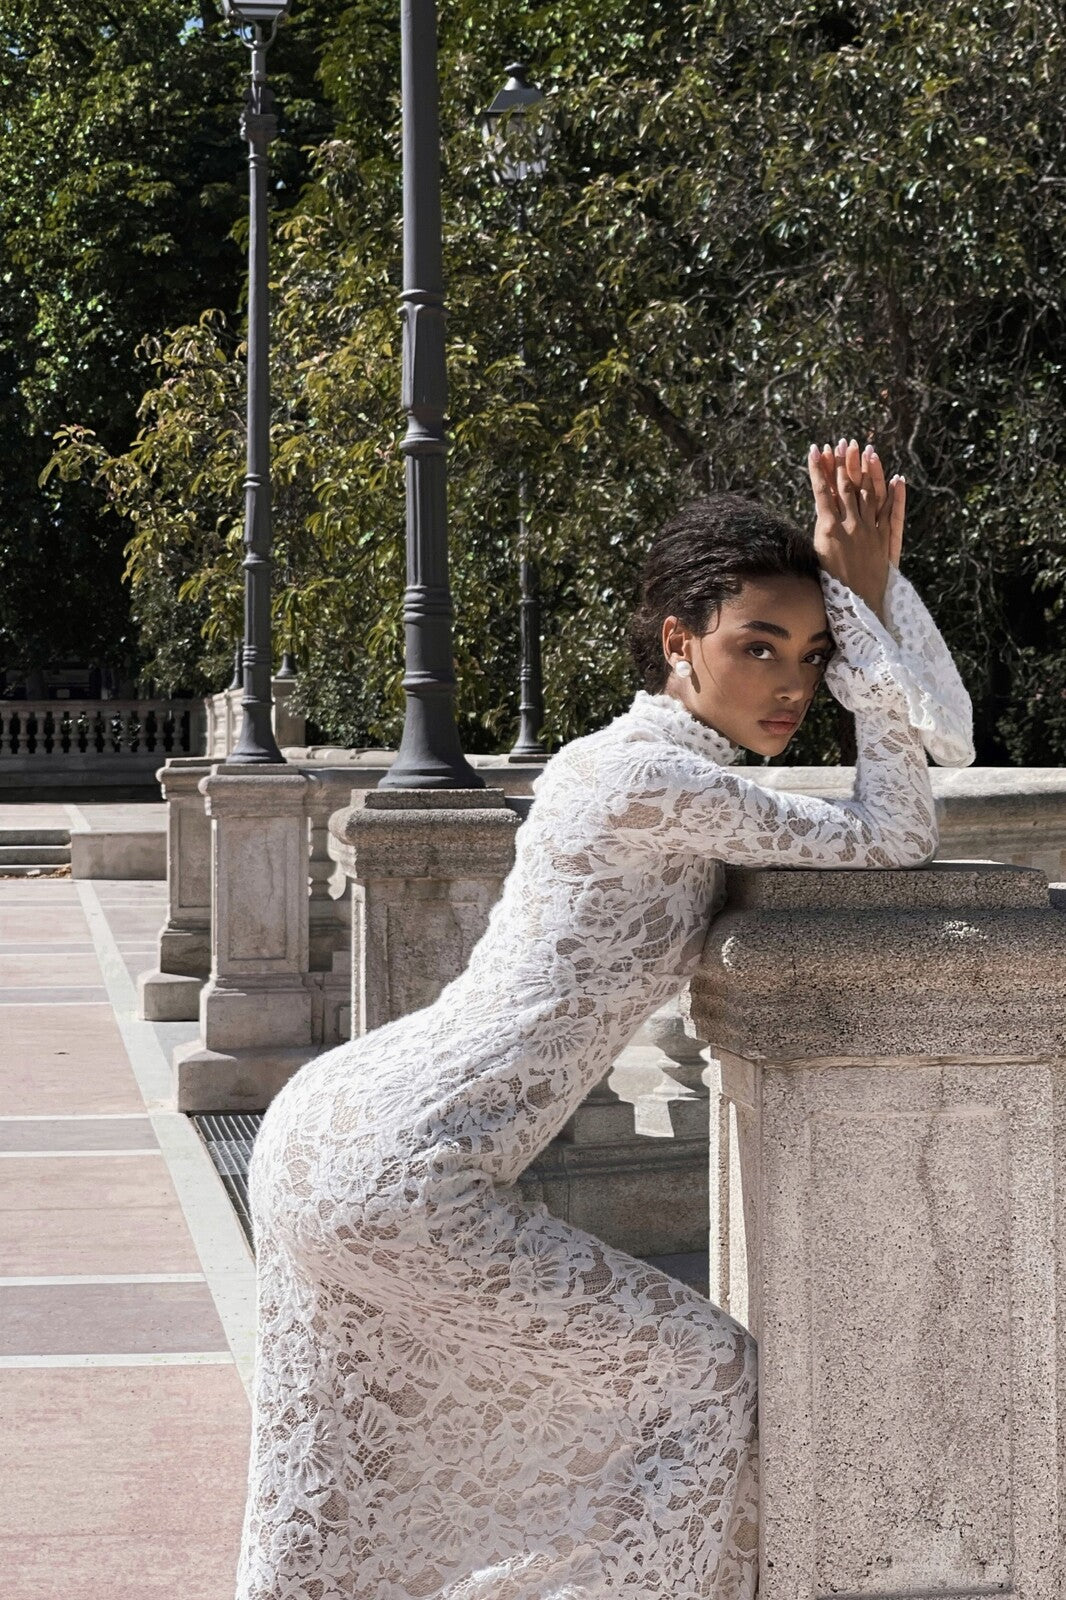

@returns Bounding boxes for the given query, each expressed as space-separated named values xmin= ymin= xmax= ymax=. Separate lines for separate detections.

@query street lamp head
xmin=482 ymin=62 xmax=551 ymax=185
xmin=220 ymin=0 xmax=292 ymax=29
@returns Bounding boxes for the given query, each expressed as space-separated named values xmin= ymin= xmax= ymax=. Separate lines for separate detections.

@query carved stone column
xmin=138 ymin=756 xmax=213 ymax=1021
xmin=173 ymin=765 xmax=315 ymax=1112
xmin=690 ymin=862 xmax=1066 ymax=1598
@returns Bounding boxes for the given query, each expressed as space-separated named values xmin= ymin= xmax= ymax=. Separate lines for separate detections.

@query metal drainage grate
xmin=190 ymin=1111 xmax=265 ymax=1251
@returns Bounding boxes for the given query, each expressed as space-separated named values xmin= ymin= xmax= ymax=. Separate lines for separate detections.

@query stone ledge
xmin=694 ymin=862 xmax=1066 ymax=1060
xmin=724 ymin=858 xmax=1048 ymax=910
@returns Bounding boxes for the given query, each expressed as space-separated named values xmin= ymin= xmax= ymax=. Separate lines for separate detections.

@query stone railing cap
xmin=724 ymin=859 xmax=1049 ymax=911
xmin=359 ymin=788 xmax=511 ymax=812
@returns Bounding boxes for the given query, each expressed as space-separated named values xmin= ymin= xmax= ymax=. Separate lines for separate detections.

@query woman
xmin=235 ymin=441 xmax=974 ymax=1599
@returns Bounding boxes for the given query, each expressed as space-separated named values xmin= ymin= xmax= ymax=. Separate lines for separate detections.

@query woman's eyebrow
xmin=737 ymin=620 xmax=832 ymax=643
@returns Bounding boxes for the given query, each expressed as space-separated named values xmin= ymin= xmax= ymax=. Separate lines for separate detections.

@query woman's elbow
xmin=884 ymin=819 xmax=939 ymax=869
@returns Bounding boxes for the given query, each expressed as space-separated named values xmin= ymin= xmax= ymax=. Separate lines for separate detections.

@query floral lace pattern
xmin=235 ymin=571 xmax=973 ymax=1600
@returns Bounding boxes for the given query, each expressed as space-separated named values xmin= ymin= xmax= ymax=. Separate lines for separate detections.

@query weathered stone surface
xmin=139 ymin=971 xmax=202 ymax=1023
xmin=137 ymin=757 xmax=214 ymax=1023
xmin=70 ymin=829 xmax=166 ymax=881
xmin=174 ymin=766 xmax=315 ymax=1111
xmin=692 ymin=862 xmax=1066 ymax=1598
xmin=517 ymin=1136 xmax=708 ymax=1257
xmin=328 ymin=789 xmax=520 ymax=1034
xmin=172 ymin=1042 xmax=314 ymax=1115
xmin=691 ymin=861 xmax=1066 ymax=1060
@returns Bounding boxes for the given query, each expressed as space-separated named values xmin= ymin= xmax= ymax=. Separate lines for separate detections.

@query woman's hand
xmin=807 ymin=438 xmax=905 ymax=622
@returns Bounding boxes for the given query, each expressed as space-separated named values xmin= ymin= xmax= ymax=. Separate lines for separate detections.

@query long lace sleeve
xmin=604 ymin=571 xmax=974 ymax=871
xmin=823 ymin=565 xmax=975 ymax=768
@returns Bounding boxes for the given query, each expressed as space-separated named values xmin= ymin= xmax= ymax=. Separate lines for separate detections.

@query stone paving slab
xmin=0 ymin=803 xmax=71 ymax=828
xmin=0 ymin=1115 xmax=156 ymax=1151
xmin=0 ymin=1004 xmax=143 ymax=1115
xmin=0 ymin=953 xmax=104 ymax=985
xmin=0 ymin=1205 xmax=206 ymax=1278
xmin=1 ymin=1365 xmax=249 ymax=1598
xmin=2 ymin=1280 xmax=228 ymax=1357
xmin=4 ymin=1531 xmax=247 ymax=1600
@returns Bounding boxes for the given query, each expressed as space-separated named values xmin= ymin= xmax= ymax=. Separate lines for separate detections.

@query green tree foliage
xmin=0 ymin=0 xmax=330 ymax=677
xmin=51 ymin=0 xmax=1066 ymax=760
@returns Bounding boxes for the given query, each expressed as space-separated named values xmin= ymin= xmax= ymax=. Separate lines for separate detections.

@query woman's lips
xmin=759 ymin=717 xmax=799 ymax=733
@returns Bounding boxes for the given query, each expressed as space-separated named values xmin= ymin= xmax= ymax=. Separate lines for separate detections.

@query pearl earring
xmin=673 ymin=660 xmax=693 ymax=679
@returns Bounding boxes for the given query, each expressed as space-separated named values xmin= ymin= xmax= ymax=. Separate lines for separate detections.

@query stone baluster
xmin=173 ymin=764 xmax=315 ymax=1112
xmin=138 ymin=757 xmax=215 ymax=1022
xmin=689 ymin=861 xmax=1066 ymax=1596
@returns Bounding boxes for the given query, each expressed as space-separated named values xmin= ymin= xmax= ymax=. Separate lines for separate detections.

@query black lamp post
xmin=220 ymin=0 xmax=291 ymax=764
xmin=381 ymin=0 xmax=482 ymax=789
xmin=483 ymin=64 xmax=550 ymax=760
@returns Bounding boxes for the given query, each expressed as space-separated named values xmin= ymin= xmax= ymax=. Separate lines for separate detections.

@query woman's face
xmin=661 ymin=574 xmax=832 ymax=757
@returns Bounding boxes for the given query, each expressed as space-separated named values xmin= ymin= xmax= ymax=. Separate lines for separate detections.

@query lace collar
xmin=628 ymin=691 xmax=739 ymax=766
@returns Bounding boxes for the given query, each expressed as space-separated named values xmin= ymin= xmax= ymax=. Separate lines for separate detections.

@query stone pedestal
xmin=138 ymin=757 xmax=213 ymax=1022
xmin=690 ymin=861 xmax=1066 ymax=1598
xmin=174 ymin=766 xmax=315 ymax=1112
xmin=327 ymin=788 xmax=520 ymax=1032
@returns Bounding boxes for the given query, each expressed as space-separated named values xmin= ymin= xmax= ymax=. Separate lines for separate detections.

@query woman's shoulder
xmin=535 ymin=693 xmax=735 ymax=804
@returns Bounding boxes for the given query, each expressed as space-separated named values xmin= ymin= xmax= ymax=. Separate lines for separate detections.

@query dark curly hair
xmin=628 ymin=493 xmax=821 ymax=693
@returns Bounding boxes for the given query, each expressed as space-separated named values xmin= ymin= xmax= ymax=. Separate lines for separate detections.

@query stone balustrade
xmin=0 ymin=698 xmax=205 ymax=790
xmin=690 ymin=862 xmax=1066 ymax=1596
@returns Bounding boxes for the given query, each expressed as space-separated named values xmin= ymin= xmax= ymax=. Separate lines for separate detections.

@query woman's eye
xmin=805 ymin=651 xmax=831 ymax=667
xmin=746 ymin=644 xmax=774 ymax=659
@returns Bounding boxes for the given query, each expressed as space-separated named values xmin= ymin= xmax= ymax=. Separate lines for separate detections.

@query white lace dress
xmin=234 ymin=569 xmax=974 ymax=1600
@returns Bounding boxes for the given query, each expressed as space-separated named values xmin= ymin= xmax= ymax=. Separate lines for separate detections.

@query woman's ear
xmin=661 ymin=615 xmax=689 ymax=668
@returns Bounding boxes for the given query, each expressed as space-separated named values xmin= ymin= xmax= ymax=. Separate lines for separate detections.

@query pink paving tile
xmin=0 ymin=883 xmax=79 ymax=896
xmin=5 ymin=1531 xmax=247 ymax=1600
xmin=0 ymin=1005 xmax=142 ymax=1114
xmin=0 ymin=953 xmax=103 ymax=985
xmin=1 ymin=1281 xmax=227 ymax=1356
xmin=0 ymin=1152 xmax=201 ymax=1275
xmin=0 ymin=908 xmax=92 ymax=945
xmin=0 ymin=1364 xmax=250 ymax=1538
xmin=0 ymin=1204 xmax=203 ymax=1276
xmin=0 ymin=1116 xmax=155 ymax=1151
xmin=0 ymin=1153 xmax=182 ymax=1214
xmin=0 ymin=986 xmax=107 ymax=1003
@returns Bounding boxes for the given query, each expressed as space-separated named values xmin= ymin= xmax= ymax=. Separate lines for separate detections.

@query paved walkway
xmin=0 ymin=873 xmax=253 ymax=1599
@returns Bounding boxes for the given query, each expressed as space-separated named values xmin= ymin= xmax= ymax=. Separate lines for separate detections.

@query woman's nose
xmin=776 ymin=675 xmax=808 ymax=704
